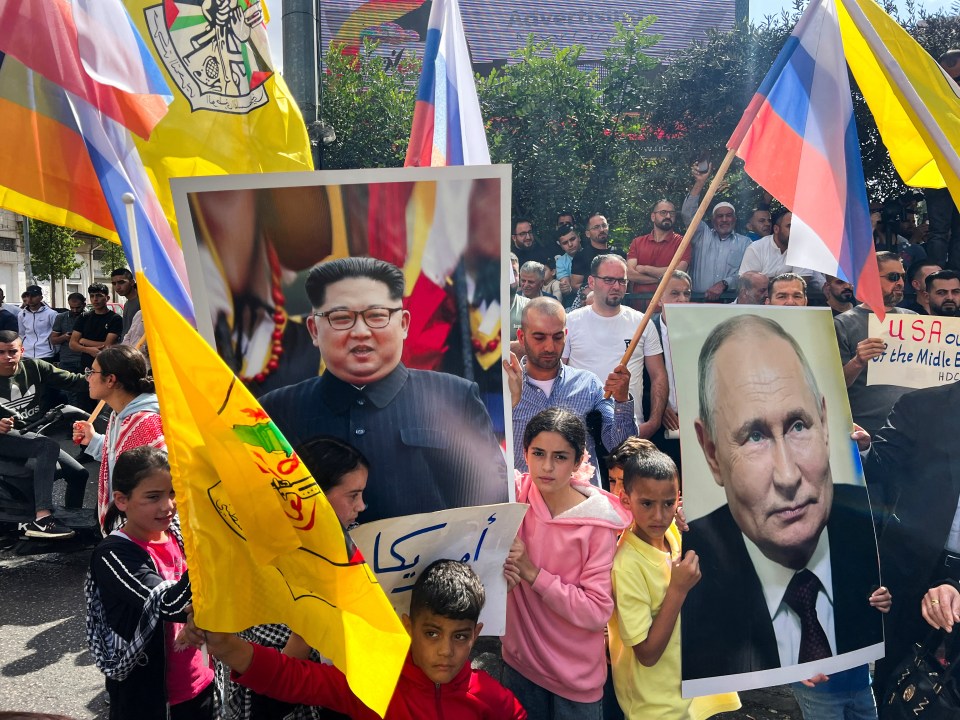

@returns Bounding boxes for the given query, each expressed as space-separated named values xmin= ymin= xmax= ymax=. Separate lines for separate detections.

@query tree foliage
xmin=318 ymin=40 xmax=421 ymax=169
xmin=316 ymin=9 xmax=960 ymax=245
xmin=28 ymin=220 xmax=84 ymax=305
xmin=97 ymin=240 xmax=129 ymax=277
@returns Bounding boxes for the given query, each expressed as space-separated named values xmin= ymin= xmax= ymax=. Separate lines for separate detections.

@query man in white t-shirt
xmin=562 ymin=254 xmax=668 ymax=437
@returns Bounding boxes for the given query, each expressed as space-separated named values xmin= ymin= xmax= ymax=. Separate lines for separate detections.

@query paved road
xmin=0 ymin=420 xmax=106 ymax=719
xmin=0 ymin=546 xmax=107 ymax=718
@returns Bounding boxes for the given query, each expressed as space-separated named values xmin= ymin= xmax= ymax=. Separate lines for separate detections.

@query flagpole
xmin=606 ymin=145 xmax=739 ymax=397
xmin=86 ymin=194 xmax=144 ymax=423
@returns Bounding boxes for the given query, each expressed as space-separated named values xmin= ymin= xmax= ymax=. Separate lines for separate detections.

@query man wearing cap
xmin=19 ymin=285 xmax=59 ymax=360
xmin=683 ymin=164 xmax=751 ymax=300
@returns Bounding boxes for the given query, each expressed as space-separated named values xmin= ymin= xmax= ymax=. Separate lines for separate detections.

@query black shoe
xmin=22 ymin=515 xmax=76 ymax=540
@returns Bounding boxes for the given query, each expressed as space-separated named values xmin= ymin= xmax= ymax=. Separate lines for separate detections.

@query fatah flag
xmin=727 ymin=0 xmax=883 ymax=315
xmin=0 ymin=0 xmax=193 ymax=322
xmin=405 ymin=0 xmax=490 ymax=166
xmin=836 ymin=0 xmax=960 ymax=207
xmin=124 ymin=0 xmax=314 ymax=239
xmin=138 ymin=273 xmax=409 ymax=718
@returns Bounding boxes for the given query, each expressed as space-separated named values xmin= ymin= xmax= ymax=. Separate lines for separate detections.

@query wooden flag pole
xmin=605 ymin=146 xmax=739 ymax=398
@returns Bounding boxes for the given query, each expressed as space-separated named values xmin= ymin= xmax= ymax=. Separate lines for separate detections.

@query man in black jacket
xmin=0 ymin=330 xmax=89 ymax=538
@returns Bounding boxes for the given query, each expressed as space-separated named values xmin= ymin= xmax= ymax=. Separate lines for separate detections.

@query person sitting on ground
xmin=72 ymin=346 xmax=164 ymax=529
xmin=189 ymin=559 xmax=527 ymax=719
xmin=0 ymin=329 xmax=89 ymax=539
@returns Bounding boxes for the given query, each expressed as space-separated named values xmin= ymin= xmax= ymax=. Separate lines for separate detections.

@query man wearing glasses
xmin=626 ymin=200 xmax=690 ymax=307
xmin=563 ymin=255 xmax=668 ymax=440
xmin=259 ymin=257 xmax=507 ymax=523
xmin=569 ymin=214 xmax=627 ymax=302
xmin=511 ymin=218 xmax=553 ymax=269
xmin=834 ymin=251 xmax=917 ymax=436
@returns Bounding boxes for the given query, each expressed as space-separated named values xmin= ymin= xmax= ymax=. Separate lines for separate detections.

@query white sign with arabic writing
xmin=350 ymin=503 xmax=528 ymax=635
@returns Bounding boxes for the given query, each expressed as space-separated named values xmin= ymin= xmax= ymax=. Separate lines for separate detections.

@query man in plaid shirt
xmin=505 ymin=297 xmax=637 ymax=487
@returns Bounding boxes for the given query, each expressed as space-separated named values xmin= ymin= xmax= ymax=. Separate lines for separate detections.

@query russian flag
xmin=405 ymin=0 xmax=490 ymax=167
xmin=728 ymin=0 xmax=883 ymax=315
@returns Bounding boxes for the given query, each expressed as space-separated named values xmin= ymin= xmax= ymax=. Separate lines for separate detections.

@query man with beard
xmin=745 ymin=207 xmax=772 ymax=241
xmin=822 ymin=275 xmax=854 ymax=316
xmin=626 ymin=200 xmax=690 ymax=307
xmin=925 ymin=269 xmax=960 ymax=316
xmin=511 ymin=218 xmax=553 ymax=269
xmin=834 ymin=252 xmax=917 ymax=436
xmin=570 ymin=213 xmax=627 ymax=302
xmin=684 ymin=164 xmax=751 ymax=300
xmin=504 ymin=296 xmax=637 ymax=486
xmin=900 ymin=259 xmax=941 ymax=314
xmin=564 ymin=255 xmax=668 ymax=438
xmin=739 ymin=210 xmax=822 ymax=289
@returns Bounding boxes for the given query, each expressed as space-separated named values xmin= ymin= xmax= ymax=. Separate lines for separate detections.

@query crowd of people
xmin=6 ymin=165 xmax=960 ymax=720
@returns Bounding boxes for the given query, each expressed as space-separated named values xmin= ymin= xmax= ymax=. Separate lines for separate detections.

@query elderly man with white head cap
xmin=682 ymin=162 xmax=752 ymax=300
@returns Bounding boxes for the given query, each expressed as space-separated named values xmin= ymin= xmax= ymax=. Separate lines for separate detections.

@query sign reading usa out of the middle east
xmin=868 ymin=314 xmax=960 ymax=389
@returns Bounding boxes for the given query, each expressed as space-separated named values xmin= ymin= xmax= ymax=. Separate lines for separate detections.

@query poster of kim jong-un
xmin=172 ymin=165 xmax=513 ymax=524
xmin=664 ymin=304 xmax=883 ymax=697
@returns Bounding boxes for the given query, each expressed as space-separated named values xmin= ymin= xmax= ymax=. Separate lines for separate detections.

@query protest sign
xmin=867 ymin=314 xmax=960 ymax=389
xmin=350 ymin=502 xmax=527 ymax=635
xmin=666 ymin=305 xmax=882 ymax=697
xmin=172 ymin=166 xmax=515 ymax=523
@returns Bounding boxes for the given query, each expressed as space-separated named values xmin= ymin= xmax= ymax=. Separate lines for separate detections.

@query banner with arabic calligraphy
xmin=350 ymin=502 xmax=527 ymax=634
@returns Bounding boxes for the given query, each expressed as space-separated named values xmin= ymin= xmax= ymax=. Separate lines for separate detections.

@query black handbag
xmin=880 ymin=629 xmax=960 ymax=719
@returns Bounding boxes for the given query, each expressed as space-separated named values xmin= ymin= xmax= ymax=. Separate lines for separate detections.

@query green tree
xmin=28 ymin=220 xmax=83 ymax=306
xmin=478 ymin=37 xmax=607 ymax=236
xmin=97 ymin=240 xmax=129 ymax=278
xmin=318 ymin=40 xmax=420 ymax=169
xmin=477 ymin=16 xmax=663 ymax=247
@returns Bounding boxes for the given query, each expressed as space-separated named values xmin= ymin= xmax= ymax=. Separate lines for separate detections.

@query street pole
xmin=282 ymin=0 xmax=319 ymax=166
xmin=22 ymin=216 xmax=34 ymax=285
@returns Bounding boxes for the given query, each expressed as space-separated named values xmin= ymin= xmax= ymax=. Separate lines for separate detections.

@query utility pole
xmin=282 ymin=0 xmax=320 ymax=166
xmin=22 ymin=216 xmax=34 ymax=285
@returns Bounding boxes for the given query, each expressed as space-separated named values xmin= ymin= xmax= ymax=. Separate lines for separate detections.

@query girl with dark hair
xmin=502 ymin=408 xmax=631 ymax=718
xmin=85 ymin=447 xmax=215 ymax=720
xmin=72 ymin=345 xmax=165 ymax=530
xmin=227 ymin=436 xmax=369 ymax=720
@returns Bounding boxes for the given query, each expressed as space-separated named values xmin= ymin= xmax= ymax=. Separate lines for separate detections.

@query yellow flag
xmin=837 ymin=0 xmax=960 ymax=206
xmin=125 ymin=0 xmax=314 ymax=237
xmin=139 ymin=273 xmax=408 ymax=717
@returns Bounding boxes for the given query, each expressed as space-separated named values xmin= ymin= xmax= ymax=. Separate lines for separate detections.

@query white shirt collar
xmin=744 ymin=526 xmax=834 ymax=620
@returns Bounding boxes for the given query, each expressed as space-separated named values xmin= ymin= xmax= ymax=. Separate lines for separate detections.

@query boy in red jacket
xmin=197 ymin=560 xmax=526 ymax=720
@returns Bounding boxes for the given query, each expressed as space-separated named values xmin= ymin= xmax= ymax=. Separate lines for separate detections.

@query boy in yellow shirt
xmin=608 ymin=439 xmax=739 ymax=719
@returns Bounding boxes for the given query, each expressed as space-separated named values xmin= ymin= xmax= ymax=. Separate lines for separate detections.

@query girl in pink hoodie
xmin=503 ymin=408 xmax=632 ymax=718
